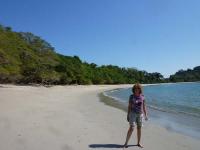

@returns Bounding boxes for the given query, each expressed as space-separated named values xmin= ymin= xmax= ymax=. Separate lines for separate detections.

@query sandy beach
xmin=0 ymin=84 xmax=199 ymax=150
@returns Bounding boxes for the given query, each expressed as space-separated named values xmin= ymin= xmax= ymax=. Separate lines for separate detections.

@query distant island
xmin=0 ymin=24 xmax=199 ymax=85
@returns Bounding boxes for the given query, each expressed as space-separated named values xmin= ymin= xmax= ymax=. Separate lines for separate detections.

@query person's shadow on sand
xmin=89 ymin=144 xmax=137 ymax=148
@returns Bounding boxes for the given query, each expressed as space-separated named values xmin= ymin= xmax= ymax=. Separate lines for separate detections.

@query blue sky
xmin=0 ymin=0 xmax=200 ymax=77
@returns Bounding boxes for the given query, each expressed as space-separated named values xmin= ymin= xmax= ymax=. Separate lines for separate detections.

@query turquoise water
xmin=105 ymin=82 xmax=200 ymax=117
xmin=104 ymin=82 xmax=200 ymax=139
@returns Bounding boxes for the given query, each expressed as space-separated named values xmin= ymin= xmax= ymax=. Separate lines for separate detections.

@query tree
xmin=5 ymin=26 xmax=12 ymax=31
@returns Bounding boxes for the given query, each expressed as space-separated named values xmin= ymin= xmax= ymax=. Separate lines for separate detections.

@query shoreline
xmin=0 ymin=84 xmax=199 ymax=150
xmin=100 ymin=83 xmax=200 ymax=140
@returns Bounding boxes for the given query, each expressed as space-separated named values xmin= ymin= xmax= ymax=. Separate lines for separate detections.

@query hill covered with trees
xmin=169 ymin=66 xmax=200 ymax=82
xmin=0 ymin=24 xmax=199 ymax=85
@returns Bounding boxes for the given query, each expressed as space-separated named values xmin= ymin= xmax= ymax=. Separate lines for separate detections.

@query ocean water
xmin=103 ymin=82 xmax=200 ymax=139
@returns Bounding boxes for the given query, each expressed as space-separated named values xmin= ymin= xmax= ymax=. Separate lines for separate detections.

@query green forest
xmin=169 ymin=66 xmax=200 ymax=82
xmin=0 ymin=24 xmax=199 ymax=85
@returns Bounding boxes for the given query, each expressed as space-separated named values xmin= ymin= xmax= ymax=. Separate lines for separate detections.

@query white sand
xmin=0 ymin=84 xmax=199 ymax=150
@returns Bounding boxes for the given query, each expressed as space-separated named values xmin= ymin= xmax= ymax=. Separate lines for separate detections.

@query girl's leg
xmin=137 ymin=126 xmax=143 ymax=148
xmin=124 ymin=125 xmax=134 ymax=147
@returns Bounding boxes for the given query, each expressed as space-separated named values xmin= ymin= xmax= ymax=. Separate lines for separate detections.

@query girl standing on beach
xmin=124 ymin=83 xmax=148 ymax=148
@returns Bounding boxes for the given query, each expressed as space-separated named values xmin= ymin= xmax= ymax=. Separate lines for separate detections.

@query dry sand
xmin=0 ymin=84 xmax=199 ymax=150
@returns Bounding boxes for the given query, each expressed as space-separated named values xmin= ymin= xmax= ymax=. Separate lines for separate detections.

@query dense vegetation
xmin=0 ymin=24 xmax=199 ymax=85
xmin=169 ymin=66 xmax=200 ymax=82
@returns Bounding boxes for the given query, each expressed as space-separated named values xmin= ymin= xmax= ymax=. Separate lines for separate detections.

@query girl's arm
xmin=128 ymin=102 xmax=131 ymax=114
xmin=127 ymin=97 xmax=132 ymax=121
xmin=143 ymin=100 xmax=148 ymax=120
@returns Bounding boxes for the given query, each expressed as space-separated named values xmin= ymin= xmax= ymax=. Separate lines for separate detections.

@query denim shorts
xmin=129 ymin=112 xmax=143 ymax=127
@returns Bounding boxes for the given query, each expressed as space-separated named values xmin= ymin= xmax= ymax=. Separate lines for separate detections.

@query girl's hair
xmin=132 ymin=83 xmax=143 ymax=94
